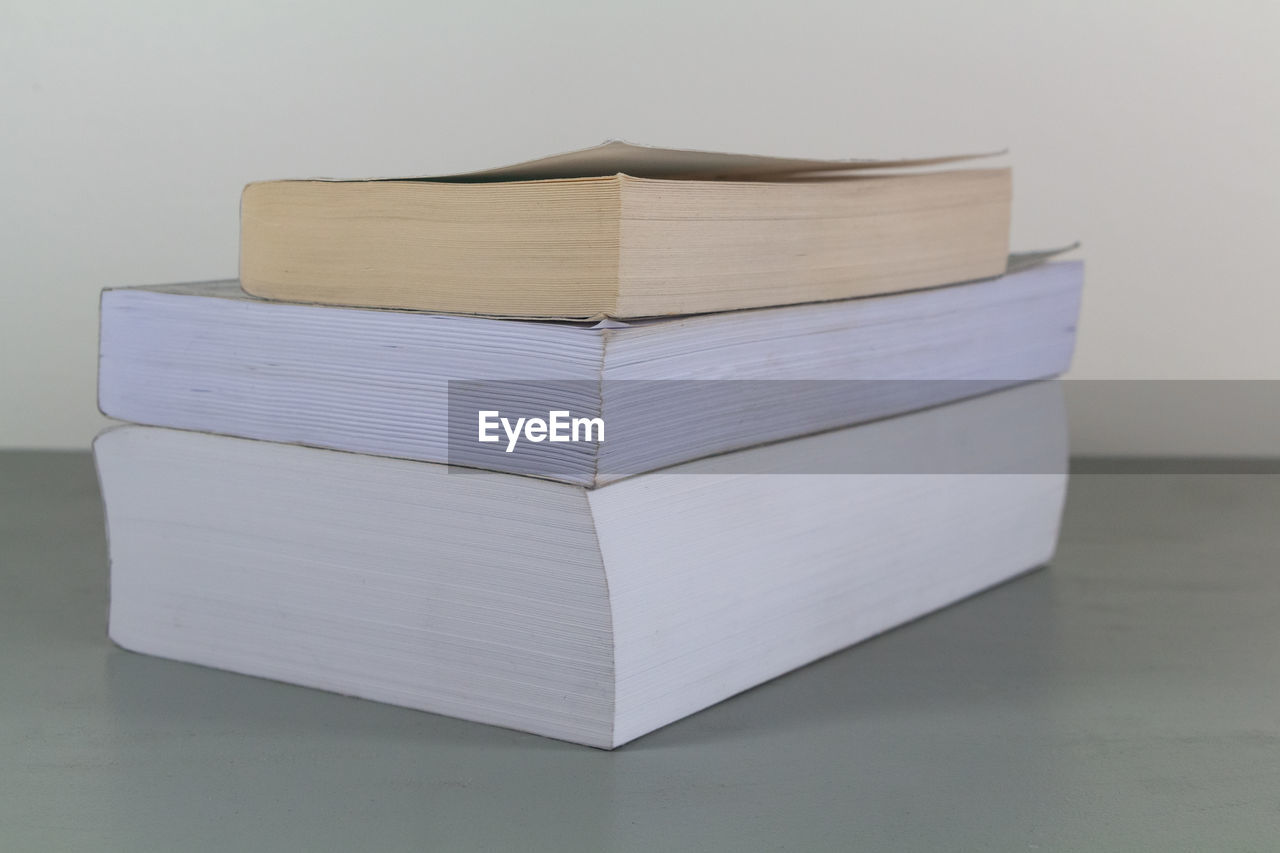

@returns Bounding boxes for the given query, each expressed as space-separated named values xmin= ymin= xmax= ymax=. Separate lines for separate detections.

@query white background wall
xmin=3 ymin=0 xmax=1278 ymax=452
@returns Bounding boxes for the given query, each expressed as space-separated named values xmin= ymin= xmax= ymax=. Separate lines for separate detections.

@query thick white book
xmin=98 ymin=259 xmax=1081 ymax=485
xmin=96 ymin=382 xmax=1069 ymax=749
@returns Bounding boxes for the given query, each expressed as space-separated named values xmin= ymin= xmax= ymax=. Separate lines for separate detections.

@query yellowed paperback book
xmin=240 ymin=141 xmax=1010 ymax=320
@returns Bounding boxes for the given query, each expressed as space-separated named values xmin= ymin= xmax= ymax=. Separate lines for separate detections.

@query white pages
xmin=97 ymin=382 xmax=1068 ymax=748
xmin=99 ymin=261 xmax=1081 ymax=485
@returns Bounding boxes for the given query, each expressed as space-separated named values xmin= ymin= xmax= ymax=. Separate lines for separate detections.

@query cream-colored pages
xmin=240 ymin=142 xmax=1011 ymax=320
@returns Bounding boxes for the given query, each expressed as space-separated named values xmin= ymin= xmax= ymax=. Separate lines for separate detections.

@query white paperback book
xmin=98 ymin=259 xmax=1081 ymax=485
xmin=96 ymin=381 xmax=1069 ymax=749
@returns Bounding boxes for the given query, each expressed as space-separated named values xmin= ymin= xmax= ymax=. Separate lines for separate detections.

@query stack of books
xmin=95 ymin=141 xmax=1082 ymax=748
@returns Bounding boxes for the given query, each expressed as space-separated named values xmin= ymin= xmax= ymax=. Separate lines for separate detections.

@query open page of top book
xmin=240 ymin=141 xmax=1013 ymax=320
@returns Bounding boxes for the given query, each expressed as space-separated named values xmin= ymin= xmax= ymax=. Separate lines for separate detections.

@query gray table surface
xmin=3 ymin=452 xmax=1279 ymax=851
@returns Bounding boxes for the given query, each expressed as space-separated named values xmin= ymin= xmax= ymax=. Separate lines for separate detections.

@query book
xmin=239 ymin=141 xmax=1012 ymax=319
xmin=99 ymin=258 xmax=1081 ymax=486
xmin=95 ymin=381 xmax=1069 ymax=749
